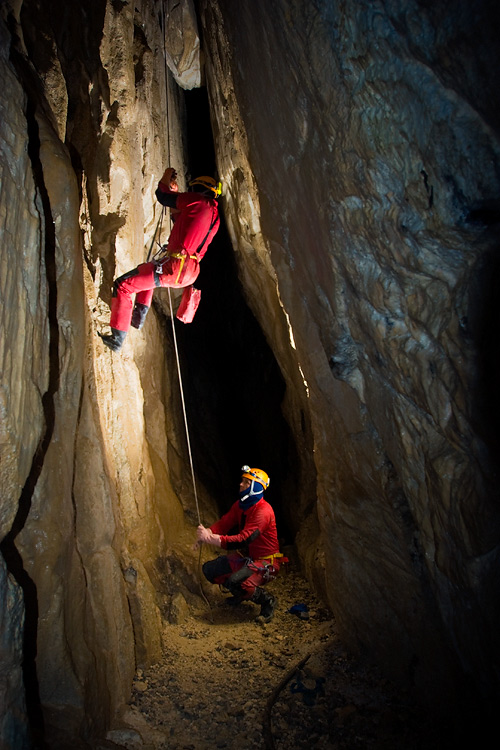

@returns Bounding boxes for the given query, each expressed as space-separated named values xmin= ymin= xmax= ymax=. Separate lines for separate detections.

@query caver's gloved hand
xmin=159 ymin=167 xmax=178 ymax=192
xmin=196 ymin=524 xmax=221 ymax=547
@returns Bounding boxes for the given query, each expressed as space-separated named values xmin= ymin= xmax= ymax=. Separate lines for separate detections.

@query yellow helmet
xmin=241 ymin=465 xmax=270 ymax=489
xmin=188 ymin=175 xmax=222 ymax=196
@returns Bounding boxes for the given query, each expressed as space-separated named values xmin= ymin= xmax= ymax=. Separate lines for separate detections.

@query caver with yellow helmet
xmin=194 ymin=465 xmax=287 ymax=623
xmin=240 ymin=465 xmax=270 ymax=489
xmin=99 ymin=166 xmax=220 ymax=352
xmin=188 ymin=175 xmax=222 ymax=197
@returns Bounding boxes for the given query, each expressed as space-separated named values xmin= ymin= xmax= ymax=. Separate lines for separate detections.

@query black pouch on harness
xmin=228 ymin=564 xmax=253 ymax=586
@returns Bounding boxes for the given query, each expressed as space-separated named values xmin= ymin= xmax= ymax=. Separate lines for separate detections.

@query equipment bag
xmin=176 ymin=285 xmax=201 ymax=323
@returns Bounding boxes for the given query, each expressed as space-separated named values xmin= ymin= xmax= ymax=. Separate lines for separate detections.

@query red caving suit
xmin=110 ymin=182 xmax=220 ymax=332
xmin=209 ymin=498 xmax=282 ymax=599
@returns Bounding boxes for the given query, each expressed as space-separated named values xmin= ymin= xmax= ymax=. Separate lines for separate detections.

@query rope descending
xmin=167 ymin=286 xmax=201 ymax=526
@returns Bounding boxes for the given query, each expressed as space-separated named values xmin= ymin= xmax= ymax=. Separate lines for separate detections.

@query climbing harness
xmin=154 ymin=247 xmax=199 ymax=283
xmin=258 ymin=552 xmax=289 ymax=580
xmin=259 ymin=552 xmax=286 ymax=566
xmin=152 ymin=202 xmax=217 ymax=281
xmin=235 ymin=556 xmax=286 ymax=584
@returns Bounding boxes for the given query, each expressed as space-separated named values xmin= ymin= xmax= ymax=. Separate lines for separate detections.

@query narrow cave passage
xmin=171 ymin=88 xmax=298 ymax=544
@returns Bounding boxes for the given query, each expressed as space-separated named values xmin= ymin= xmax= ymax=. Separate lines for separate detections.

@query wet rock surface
xmin=116 ymin=563 xmax=448 ymax=750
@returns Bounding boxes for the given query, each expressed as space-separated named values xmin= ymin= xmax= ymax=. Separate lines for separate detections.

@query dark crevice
xmin=169 ymin=87 xmax=298 ymax=544
xmin=1 ymin=19 xmax=60 ymax=750
xmin=467 ymin=246 xmax=500 ymax=473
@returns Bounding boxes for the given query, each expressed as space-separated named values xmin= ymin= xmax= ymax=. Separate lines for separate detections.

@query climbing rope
xmin=146 ymin=208 xmax=165 ymax=262
xmin=146 ymin=1 xmax=170 ymax=262
xmin=158 ymin=1 xmax=202 ymax=528
xmin=162 ymin=0 xmax=171 ymax=170
xmin=167 ymin=285 xmax=202 ymax=525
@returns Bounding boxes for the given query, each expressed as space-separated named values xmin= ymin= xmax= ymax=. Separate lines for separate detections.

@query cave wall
xmin=0 ymin=1 xmax=211 ymax=746
xmin=200 ymin=0 xmax=500 ymax=719
xmin=1 ymin=0 xmax=499 ymax=746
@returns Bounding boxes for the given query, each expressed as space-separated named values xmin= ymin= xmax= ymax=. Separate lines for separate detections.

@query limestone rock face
xmin=0 ymin=0 xmax=209 ymax=745
xmin=200 ymin=0 xmax=500 ymax=716
xmin=0 ymin=0 xmax=499 ymax=745
xmin=164 ymin=0 xmax=201 ymax=90
xmin=0 ymin=556 xmax=28 ymax=749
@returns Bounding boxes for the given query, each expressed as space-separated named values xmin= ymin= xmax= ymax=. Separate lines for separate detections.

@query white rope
xmin=162 ymin=0 xmax=171 ymax=165
xmin=167 ymin=287 xmax=201 ymax=525
xmin=160 ymin=2 xmax=201 ymax=526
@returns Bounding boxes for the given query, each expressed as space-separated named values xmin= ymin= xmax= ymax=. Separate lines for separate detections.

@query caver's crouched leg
xmin=202 ymin=556 xmax=277 ymax=621
xmin=243 ymin=562 xmax=280 ymax=622
xmin=100 ymin=263 xmax=158 ymax=351
xmin=202 ymin=556 xmax=265 ymax=610
xmin=251 ymin=587 xmax=277 ymax=623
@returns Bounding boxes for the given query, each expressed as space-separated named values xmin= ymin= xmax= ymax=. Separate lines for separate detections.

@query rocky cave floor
xmin=103 ymin=558 xmax=453 ymax=750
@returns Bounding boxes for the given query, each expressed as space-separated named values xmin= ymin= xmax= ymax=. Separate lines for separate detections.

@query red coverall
xmin=110 ymin=183 xmax=220 ymax=332
xmin=207 ymin=498 xmax=282 ymax=599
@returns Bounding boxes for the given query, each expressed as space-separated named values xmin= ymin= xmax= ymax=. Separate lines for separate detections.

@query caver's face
xmin=240 ymin=477 xmax=251 ymax=492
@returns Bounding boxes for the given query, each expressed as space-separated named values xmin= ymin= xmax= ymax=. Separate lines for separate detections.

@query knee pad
xmin=202 ymin=556 xmax=231 ymax=583
xmin=227 ymin=565 xmax=252 ymax=586
xmin=113 ymin=267 xmax=140 ymax=297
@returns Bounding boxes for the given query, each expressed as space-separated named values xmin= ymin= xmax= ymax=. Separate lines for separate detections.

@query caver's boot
xmin=251 ymin=587 xmax=277 ymax=623
xmin=224 ymin=578 xmax=247 ymax=607
xmin=130 ymin=303 xmax=149 ymax=330
xmin=98 ymin=328 xmax=127 ymax=352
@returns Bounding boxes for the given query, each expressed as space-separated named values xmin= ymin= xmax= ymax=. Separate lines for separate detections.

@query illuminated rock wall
xmin=0 ymin=0 xmax=499 ymax=746
xmin=0 ymin=0 xmax=207 ymax=745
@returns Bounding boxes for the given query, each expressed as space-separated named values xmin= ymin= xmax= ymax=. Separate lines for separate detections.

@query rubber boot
xmin=131 ymin=302 xmax=149 ymax=330
xmin=224 ymin=578 xmax=246 ymax=607
xmin=251 ymin=587 xmax=277 ymax=623
xmin=98 ymin=328 xmax=127 ymax=352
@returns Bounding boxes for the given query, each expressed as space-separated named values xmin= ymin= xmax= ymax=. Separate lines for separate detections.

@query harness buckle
xmin=153 ymin=246 xmax=199 ymax=284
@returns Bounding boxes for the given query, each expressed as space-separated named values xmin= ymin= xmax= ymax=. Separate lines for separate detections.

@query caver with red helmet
xmin=195 ymin=466 xmax=286 ymax=623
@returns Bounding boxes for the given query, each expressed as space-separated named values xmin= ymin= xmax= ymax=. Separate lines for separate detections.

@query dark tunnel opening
xmin=171 ymin=87 xmax=298 ymax=544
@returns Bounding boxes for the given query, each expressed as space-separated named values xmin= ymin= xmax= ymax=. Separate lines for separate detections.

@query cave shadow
xmin=171 ymin=88 xmax=298 ymax=543
xmin=466 ymin=242 xmax=500 ymax=477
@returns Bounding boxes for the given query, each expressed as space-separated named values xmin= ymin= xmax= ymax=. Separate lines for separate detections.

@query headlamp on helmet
xmin=188 ymin=175 xmax=222 ymax=196
xmin=240 ymin=465 xmax=270 ymax=490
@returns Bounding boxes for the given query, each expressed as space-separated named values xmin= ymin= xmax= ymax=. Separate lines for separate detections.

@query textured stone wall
xmin=200 ymin=0 xmax=500 ymax=720
xmin=1 ymin=0 xmax=499 ymax=745
xmin=0 ymin=1 xmax=210 ymax=746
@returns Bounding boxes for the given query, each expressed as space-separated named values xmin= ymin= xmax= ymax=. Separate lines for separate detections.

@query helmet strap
xmin=239 ymin=480 xmax=264 ymax=509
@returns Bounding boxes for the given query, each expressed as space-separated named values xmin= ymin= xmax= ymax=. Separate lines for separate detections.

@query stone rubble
xmin=110 ymin=562 xmax=449 ymax=750
xmin=1 ymin=1 xmax=498 ymax=745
